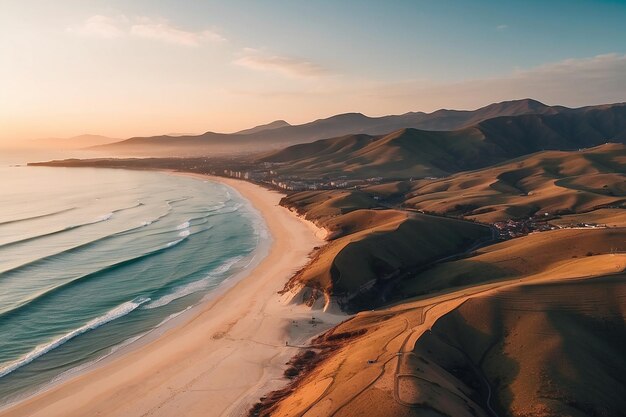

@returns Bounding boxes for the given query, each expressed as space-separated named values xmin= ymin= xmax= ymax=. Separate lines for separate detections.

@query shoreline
xmin=0 ymin=172 xmax=344 ymax=417
xmin=0 ymin=170 xmax=271 ymax=409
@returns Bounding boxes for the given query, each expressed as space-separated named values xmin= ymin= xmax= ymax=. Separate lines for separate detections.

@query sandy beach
xmin=0 ymin=174 xmax=343 ymax=417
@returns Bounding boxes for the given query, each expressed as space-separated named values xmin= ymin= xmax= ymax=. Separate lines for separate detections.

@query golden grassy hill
xmin=261 ymin=127 xmax=492 ymax=179
xmin=280 ymin=190 xmax=381 ymax=223
xmin=279 ymin=144 xmax=625 ymax=227
xmin=399 ymin=144 xmax=625 ymax=222
xmin=549 ymin=208 xmax=626 ymax=227
xmin=278 ymin=145 xmax=625 ymax=313
xmin=252 ymin=249 xmax=626 ymax=417
xmin=281 ymin=210 xmax=491 ymax=311
xmin=413 ymin=273 xmax=626 ymax=417
xmin=398 ymin=226 xmax=625 ymax=299
xmin=260 ymin=104 xmax=626 ymax=180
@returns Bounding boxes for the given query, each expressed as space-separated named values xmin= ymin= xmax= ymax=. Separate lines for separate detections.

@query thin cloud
xmin=233 ymin=48 xmax=329 ymax=79
xmin=496 ymin=24 xmax=508 ymax=30
xmin=365 ymin=53 xmax=626 ymax=109
xmin=130 ymin=17 xmax=225 ymax=46
xmin=233 ymin=53 xmax=626 ymax=112
xmin=512 ymin=53 xmax=625 ymax=78
xmin=68 ymin=15 xmax=226 ymax=46
xmin=67 ymin=15 xmax=127 ymax=39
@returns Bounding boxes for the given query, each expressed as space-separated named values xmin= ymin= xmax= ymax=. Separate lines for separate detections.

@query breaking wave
xmin=0 ymin=297 xmax=150 ymax=379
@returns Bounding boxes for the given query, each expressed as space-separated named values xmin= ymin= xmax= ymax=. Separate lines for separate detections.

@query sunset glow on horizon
xmin=2 ymin=0 xmax=626 ymax=145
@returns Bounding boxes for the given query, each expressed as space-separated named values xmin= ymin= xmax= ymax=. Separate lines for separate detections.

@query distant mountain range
xmin=31 ymin=134 xmax=120 ymax=149
xmin=93 ymin=98 xmax=595 ymax=155
xmin=233 ymin=119 xmax=291 ymax=135
xmin=260 ymin=103 xmax=626 ymax=179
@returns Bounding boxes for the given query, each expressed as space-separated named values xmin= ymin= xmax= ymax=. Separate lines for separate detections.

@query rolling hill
xmin=234 ymin=119 xmax=291 ymax=135
xmin=260 ymin=104 xmax=626 ymax=179
xmin=399 ymin=143 xmax=625 ymax=222
xmin=250 ymin=133 xmax=626 ymax=416
xmin=252 ymin=230 xmax=626 ymax=417
xmin=410 ymin=274 xmax=626 ymax=417
xmin=280 ymin=210 xmax=491 ymax=311
xmin=399 ymin=226 xmax=626 ymax=298
xmin=92 ymin=99 xmax=595 ymax=155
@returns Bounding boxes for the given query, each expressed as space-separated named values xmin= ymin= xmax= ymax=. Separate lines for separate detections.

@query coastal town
xmin=34 ymin=156 xmax=617 ymax=243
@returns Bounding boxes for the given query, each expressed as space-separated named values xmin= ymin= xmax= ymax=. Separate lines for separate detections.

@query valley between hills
xmin=31 ymin=99 xmax=626 ymax=417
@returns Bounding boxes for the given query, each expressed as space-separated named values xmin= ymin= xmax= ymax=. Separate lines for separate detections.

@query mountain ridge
xmin=234 ymin=120 xmax=291 ymax=135
xmin=259 ymin=103 xmax=626 ymax=179
xmin=94 ymin=98 xmax=605 ymax=154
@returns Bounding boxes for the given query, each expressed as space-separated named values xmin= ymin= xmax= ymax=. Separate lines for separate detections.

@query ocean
xmin=0 ymin=151 xmax=267 ymax=404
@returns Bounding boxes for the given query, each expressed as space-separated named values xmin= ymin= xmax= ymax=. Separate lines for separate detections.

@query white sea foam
xmin=140 ymin=208 xmax=172 ymax=228
xmin=154 ymin=306 xmax=192 ymax=325
xmin=63 ymin=209 xmax=119 ymax=230
xmin=253 ymin=219 xmax=270 ymax=241
xmin=166 ymin=223 xmax=192 ymax=247
xmin=176 ymin=221 xmax=190 ymax=230
xmin=215 ymin=203 xmax=242 ymax=215
xmin=145 ymin=256 xmax=245 ymax=310
xmin=0 ymin=297 xmax=150 ymax=379
xmin=212 ymin=255 xmax=244 ymax=275
xmin=144 ymin=279 xmax=211 ymax=309
xmin=96 ymin=213 xmax=113 ymax=222
xmin=165 ymin=238 xmax=184 ymax=248
xmin=207 ymin=203 xmax=226 ymax=212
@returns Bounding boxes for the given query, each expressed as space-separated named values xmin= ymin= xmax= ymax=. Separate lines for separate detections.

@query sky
xmin=1 ymin=0 xmax=626 ymax=143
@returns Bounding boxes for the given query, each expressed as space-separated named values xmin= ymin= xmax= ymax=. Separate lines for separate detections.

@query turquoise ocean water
xmin=0 ymin=151 xmax=266 ymax=404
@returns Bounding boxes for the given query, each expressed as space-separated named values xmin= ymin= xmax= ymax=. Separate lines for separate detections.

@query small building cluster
xmin=493 ymin=217 xmax=609 ymax=239
xmin=493 ymin=218 xmax=556 ymax=239
xmin=215 ymin=166 xmax=385 ymax=191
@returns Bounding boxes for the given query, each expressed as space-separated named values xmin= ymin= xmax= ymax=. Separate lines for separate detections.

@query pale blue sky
xmin=1 ymin=0 xmax=625 ymax=141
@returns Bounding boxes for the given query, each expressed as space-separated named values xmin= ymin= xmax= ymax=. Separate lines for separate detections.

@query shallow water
xmin=0 ymin=152 xmax=265 ymax=403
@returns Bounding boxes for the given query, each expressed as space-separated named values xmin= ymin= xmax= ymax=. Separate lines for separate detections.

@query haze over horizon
xmin=2 ymin=0 xmax=626 ymax=145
